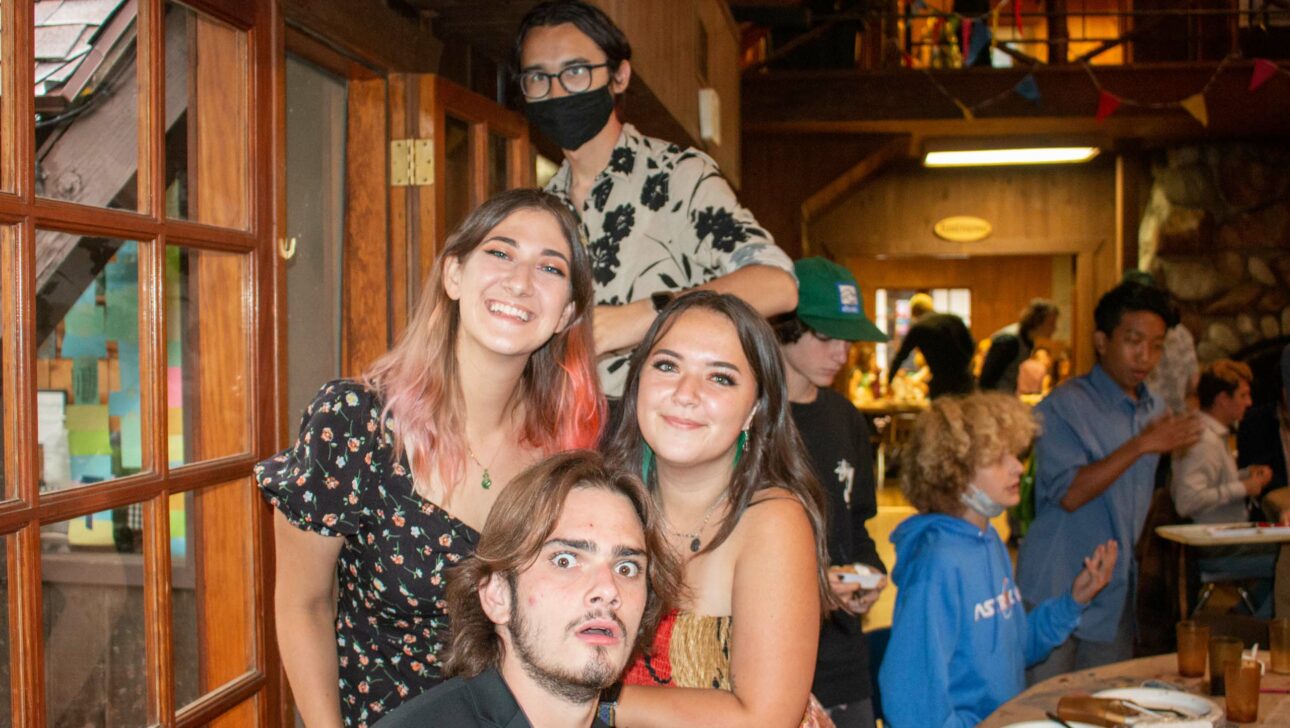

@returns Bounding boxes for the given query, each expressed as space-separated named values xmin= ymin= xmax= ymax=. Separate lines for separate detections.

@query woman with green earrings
xmin=598 ymin=291 xmax=837 ymax=728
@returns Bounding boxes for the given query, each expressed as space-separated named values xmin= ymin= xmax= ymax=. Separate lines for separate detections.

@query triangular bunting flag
xmin=961 ymin=18 xmax=973 ymax=62
xmin=902 ymin=51 xmax=917 ymax=68
xmin=1015 ymin=0 xmax=1024 ymax=34
xmin=1095 ymin=90 xmax=1120 ymax=122
xmin=1180 ymin=93 xmax=1208 ymax=127
xmin=1013 ymin=74 xmax=1041 ymax=104
xmin=911 ymin=0 xmax=928 ymax=12
xmin=1249 ymin=59 xmax=1277 ymax=92
xmin=967 ymin=21 xmax=991 ymax=65
xmin=953 ymin=98 xmax=975 ymax=121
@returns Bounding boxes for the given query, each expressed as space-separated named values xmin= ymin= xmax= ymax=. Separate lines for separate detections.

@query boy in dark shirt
xmin=774 ymin=257 xmax=888 ymax=728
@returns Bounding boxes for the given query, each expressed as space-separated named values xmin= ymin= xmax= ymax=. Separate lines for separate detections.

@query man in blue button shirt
xmin=1018 ymin=281 xmax=1202 ymax=681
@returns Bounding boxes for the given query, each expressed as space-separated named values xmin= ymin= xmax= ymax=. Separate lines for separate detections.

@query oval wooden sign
xmin=933 ymin=216 xmax=992 ymax=242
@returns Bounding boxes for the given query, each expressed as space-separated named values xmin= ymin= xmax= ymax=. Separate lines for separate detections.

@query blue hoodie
xmin=878 ymin=514 xmax=1085 ymax=727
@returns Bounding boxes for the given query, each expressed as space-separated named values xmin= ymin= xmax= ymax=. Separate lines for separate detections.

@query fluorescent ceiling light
xmin=923 ymin=147 xmax=1100 ymax=167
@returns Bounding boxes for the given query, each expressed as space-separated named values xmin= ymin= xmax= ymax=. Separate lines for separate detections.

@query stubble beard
xmin=508 ymin=602 xmax=621 ymax=704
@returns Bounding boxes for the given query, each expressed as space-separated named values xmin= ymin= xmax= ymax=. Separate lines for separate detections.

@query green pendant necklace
xmin=466 ymin=443 xmax=499 ymax=490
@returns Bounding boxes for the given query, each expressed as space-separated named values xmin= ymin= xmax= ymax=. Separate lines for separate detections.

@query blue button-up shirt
xmin=1016 ymin=364 xmax=1163 ymax=642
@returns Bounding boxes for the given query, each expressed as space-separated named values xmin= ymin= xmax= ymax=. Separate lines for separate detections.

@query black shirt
xmin=374 ymin=667 xmax=609 ymax=728
xmin=887 ymin=312 xmax=976 ymax=398
xmin=791 ymin=388 xmax=885 ymax=708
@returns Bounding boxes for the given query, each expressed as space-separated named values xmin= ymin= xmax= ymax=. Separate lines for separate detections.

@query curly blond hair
xmin=901 ymin=393 xmax=1038 ymax=515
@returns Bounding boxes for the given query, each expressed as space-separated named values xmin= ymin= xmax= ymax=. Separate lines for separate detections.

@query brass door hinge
xmin=390 ymin=139 xmax=433 ymax=187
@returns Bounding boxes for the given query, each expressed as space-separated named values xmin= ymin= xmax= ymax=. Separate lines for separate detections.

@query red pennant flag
xmin=1249 ymin=59 xmax=1278 ymax=92
xmin=1095 ymin=90 xmax=1120 ymax=123
xmin=961 ymin=18 xmax=973 ymax=60
xmin=1015 ymin=0 xmax=1023 ymax=34
xmin=902 ymin=52 xmax=916 ymax=68
xmin=932 ymin=17 xmax=946 ymax=44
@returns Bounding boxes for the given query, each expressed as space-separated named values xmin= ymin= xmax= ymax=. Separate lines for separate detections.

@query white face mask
xmin=961 ymin=484 xmax=1006 ymax=519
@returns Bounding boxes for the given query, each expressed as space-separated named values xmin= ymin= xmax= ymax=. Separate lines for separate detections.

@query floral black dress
xmin=256 ymin=380 xmax=479 ymax=728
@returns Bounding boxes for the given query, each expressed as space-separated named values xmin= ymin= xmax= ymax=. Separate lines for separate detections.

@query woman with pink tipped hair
xmin=255 ymin=189 xmax=603 ymax=728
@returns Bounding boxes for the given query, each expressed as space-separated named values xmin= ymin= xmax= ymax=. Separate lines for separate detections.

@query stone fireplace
xmin=1139 ymin=143 xmax=1290 ymax=365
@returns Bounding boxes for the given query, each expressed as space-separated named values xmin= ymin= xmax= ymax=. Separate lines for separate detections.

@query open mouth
xmin=487 ymin=300 xmax=533 ymax=322
xmin=575 ymin=620 xmax=622 ymax=646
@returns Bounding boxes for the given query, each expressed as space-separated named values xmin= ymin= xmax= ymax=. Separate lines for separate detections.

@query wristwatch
xmin=650 ymin=290 xmax=674 ymax=313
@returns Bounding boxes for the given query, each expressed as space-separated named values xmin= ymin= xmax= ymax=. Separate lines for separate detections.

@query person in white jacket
xmin=1170 ymin=359 xmax=1275 ymax=614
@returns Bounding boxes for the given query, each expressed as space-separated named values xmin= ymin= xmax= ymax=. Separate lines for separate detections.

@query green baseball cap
xmin=794 ymin=257 xmax=888 ymax=342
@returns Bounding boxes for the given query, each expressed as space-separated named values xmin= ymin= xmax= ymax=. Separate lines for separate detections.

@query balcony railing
xmin=739 ymin=1 xmax=1290 ymax=72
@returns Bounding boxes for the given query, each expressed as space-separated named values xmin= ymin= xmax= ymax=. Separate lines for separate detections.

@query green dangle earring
xmin=734 ymin=429 xmax=748 ymax=467
xmin=641 ymin=441 xmax=655 ymax=482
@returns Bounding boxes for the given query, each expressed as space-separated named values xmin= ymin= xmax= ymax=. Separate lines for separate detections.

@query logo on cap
xmin=836 ymin=283 xmax=860 ymax=314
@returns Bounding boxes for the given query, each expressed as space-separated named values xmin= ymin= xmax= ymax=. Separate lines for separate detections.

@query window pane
xmin=35 ymin=0 xmax=140 ymax=211
xmin=35 ymin=233 xmax=144 ymax=492
xmin=2 ymin=225 xmax=11 ymax=500
xmin=488 ymin=132 xmax=508 ymax=198
xmin=444 ymin=115 xmax=472 ymax=237
xmin=167 ymin=247 xmax=249 ymax=465
xmin=0 ymin=536 xmax=10 ymax=722
xmin=164 ymin=2 xmax=249 ymax=229
xmin=173 ymin=479 xmax=255 ymax=709
xmin=42 ymin=505 xmax=147 ymax=726
xmin=285 ymin=55 xmax=345 ymax=423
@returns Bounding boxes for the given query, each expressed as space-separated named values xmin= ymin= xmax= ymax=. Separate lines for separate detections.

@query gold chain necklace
xmin=667 ymin=495 xmax=727 ymax=553
xmin=466 ymin=439 xmax=502 ymax=490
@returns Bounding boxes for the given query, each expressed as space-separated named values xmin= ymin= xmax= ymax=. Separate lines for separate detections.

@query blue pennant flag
xmin=911 ymin=0 xmax=928 ymax=12
xmin=1013 ymin=73 xmax=1041 ymax=104
xmin=966 ymin=20 xmax=992 ymax=66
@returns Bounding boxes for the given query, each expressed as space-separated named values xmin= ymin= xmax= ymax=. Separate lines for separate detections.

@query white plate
xmin=1092 ymin=687 xmax=1222 ymax=723
xmin=1002 ymin=722 xmax=1100 ymax=727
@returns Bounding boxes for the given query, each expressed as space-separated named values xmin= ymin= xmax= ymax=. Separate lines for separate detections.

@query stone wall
xmin=1139 ymin=143 xmax=1290 ymax=364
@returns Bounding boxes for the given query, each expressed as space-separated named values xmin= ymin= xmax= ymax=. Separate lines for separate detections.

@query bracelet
xmin=596 ymin=700 xmax=617 ymax=726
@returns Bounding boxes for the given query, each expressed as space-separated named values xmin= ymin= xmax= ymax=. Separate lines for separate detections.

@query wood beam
xmin=743 ymin=63 xmax=1290 ymax=139
xmin=801 ymin=135 xmax=906 ymax=225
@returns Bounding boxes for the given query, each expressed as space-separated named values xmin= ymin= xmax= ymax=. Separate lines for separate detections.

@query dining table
xmin=1155 ymin=523 xmax=1290 ymax=619
xmin=980 ymin=652 xmax=1290 ymax=726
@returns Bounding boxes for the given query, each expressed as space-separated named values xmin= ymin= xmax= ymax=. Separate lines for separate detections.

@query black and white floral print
xmin=545 ymin=124 xmax=793 ymax=396
xmin=256 ymin=380 xmax=479 ymax=728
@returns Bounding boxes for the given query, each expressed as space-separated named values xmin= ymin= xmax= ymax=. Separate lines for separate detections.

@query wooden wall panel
xmin=593 ymin=0 xmax=742 ymax=179
xmin=342 ymin=79 xmax=390 ymax=377
xmin=842 ymin=255 xmax=1056 ymax=344
xmin=741 ymin=133 xmax=906 ymax=259
xmin=811 ymin=159 xmax=1117 ymax=256
xmin=814 ymin=159 xmax=1118 ymax=372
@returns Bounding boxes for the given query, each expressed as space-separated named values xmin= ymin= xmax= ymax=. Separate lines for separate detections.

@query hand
xmin=853 ymin=575 xmax=888 ymax=615
xmin=1136 ymin=413 xmax=1203 ymax=455
xmin=828 ymin=565 xmax=863 ymax=603
xmin=592 ymin=301 xmax=657 ymax=357
xmin=1243 ymin=465 xmax=1273 ymax=496
xmin=1071 ymin=540 xmax=1118 ymax=605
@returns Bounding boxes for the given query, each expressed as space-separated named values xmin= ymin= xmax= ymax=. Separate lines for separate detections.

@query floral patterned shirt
xmin=255 ymin=380 xmax=479 ymax=728
xmin=545 ymin=123 xmax=795 ymax=396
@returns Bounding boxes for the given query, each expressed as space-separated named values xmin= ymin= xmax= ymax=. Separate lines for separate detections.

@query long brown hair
xmin=604 ymin=291 xmax=836 ymax=616
xmin=442 ymin=450 xmax=685 ymax=678
xmin=363 ymin=189 xmax=603 ymax=498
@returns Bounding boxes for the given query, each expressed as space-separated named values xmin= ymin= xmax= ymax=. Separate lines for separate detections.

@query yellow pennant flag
xmin=1181 ymin=93 xmax=1208 ymax=127
xmin=954 ymin=98 xmax=976 ymax=121
xmin=991 ymin=9 xmax=1000 ymax=47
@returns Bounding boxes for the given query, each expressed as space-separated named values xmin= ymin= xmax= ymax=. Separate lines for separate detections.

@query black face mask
xmin=524 ymin=85 xmax=615 ymax=151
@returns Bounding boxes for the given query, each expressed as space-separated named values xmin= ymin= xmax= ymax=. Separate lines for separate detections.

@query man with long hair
xmin=376 ymin=451 xmax=683 ymax=728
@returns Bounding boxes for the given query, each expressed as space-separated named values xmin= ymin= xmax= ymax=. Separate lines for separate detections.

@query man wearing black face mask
xmin=515 ymin=1 xmax=798 ymax=404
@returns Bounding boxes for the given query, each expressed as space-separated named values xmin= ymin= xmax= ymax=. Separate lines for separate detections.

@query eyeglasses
xmin=519 ymin=63 xmax=611 ymax=100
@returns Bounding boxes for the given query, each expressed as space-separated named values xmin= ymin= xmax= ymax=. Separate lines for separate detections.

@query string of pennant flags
xmin=896 ymin=0 xmax=1289 ymax=125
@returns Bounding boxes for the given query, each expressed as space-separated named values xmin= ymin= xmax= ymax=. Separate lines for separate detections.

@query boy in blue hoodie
xmin=878 ymin=393 xmax=1118 ymax=727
